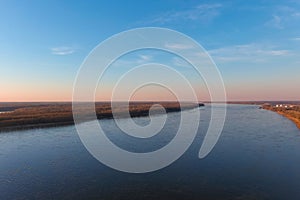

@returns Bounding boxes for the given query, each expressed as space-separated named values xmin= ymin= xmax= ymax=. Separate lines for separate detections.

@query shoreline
xmin=0 ymin=102 xmax=203 ymax=132
xmin=270 ymin=110 xmax=300 ymax=130
xmin=2 ymin=101 xmax=300 ymax=132
xmin=276 ymin=111 xmax=300 ymax=129
xmin=262 ymin=105 xmax=300 ymax=130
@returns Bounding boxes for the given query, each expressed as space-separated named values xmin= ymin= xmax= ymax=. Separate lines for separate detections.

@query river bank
xmin=0 ymin=102 xmax=203 ymax=132
xmin=262 ymin=104 xmax=300 ymax=130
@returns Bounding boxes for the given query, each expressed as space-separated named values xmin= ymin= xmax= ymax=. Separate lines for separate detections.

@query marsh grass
xmin=0 ymin=102 xmax=199 ymax=131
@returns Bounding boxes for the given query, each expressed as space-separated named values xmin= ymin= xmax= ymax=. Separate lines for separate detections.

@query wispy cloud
xmin=51 ymin=46 xmax=76 ymax=55
xmin=265 ymin=5 xmax=300 ymax=29
xmin=172 ymin=57 xmax=190 ymax=67
xmin=164 ymin=43 xmax=195 ymax=50
xmin=265 ymin=15 xmax=283 ymax=29
xmin=139 ymin=55 xmax=152 ymax=61
xmin=142 ymin=3 xmax=222 ymax=25
xmin=209 ymin=43 xmax=291 ymax=63
xmin=111 ymin=55 xmax=153 ymax=68
xmin=291 ymin=37 xmax=300 ymax=41
xmin=264 ymin=50 xmax=290 ymax=56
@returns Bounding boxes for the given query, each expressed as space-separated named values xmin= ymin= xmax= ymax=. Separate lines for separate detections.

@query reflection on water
xmin=0 ymin=105 xmax=299 ymax=199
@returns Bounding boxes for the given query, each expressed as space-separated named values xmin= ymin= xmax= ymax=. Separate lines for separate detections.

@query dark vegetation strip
xmin=0 ymin=102 xmax=204 ymax=132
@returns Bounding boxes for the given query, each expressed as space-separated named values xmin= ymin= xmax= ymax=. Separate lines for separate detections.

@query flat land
xmin=0 ymin=102 xmax=203 ymax=132
xmin=2 ymin=101 xmax=299 ymax=132
xmin=262 ymin=104 xmax=300 ymax=130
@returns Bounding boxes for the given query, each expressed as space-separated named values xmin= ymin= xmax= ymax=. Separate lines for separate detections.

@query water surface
xmin=0 ymin=105 xmax=299 ymax=199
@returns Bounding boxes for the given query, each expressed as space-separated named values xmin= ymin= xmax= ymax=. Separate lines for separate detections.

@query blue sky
xmin=0 ymin=0 xmax=300 ymax=101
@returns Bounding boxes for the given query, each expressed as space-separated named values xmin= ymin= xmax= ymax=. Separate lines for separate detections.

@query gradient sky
xmin=0 ymin=0 xmax=299 ymax=101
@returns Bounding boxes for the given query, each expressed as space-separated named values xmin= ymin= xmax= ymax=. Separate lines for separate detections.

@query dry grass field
xmin=0 ymin=102 xmax=202 ymax=131
xmin=262 ymin=104 xmax=300 ymax=129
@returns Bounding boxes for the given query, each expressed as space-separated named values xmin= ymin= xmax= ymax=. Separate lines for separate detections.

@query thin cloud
xmin=265 ymin=15 xmax=283 ymax=29
xmin=265 ymin=5 xmax=300 ymax=29
xmin=139 ymin=55 xmax=152 ymax=61
xmin=111 ymin=55 xmax=152 ymax=68
xmin=165 ymin=43 xmax=195 ymax=50
xmin=51 ymin=46 xmax=75 ymax=55
xmin=209 ymin=43 xmax=291 ymax=63
xmin=172 ymin=57 xmax=190 ymax=68
xmin=143 ymin=3 xmax=222 ymax=25
xmin=265 ymin=50 xmax=290 ymax=56
xmin=291 ymin=37 xmax=300 ymax=41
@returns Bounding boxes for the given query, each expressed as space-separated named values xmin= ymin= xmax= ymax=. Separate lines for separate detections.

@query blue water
xmin=0 ymin=105 xmax=299 ymax=199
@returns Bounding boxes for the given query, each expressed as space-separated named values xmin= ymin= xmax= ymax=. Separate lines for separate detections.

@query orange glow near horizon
xmin=1 ymin=82 xmax=299 ymax=102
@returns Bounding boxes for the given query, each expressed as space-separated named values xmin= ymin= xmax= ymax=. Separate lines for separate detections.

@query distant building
xmin=275 ymin=104 xmax=295 ymax=109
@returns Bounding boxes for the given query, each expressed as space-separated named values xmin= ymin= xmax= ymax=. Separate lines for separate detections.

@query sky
xmin=0 ymin=0 xmax=300 ymax=101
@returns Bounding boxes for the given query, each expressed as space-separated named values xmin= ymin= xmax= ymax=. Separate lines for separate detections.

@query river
xmin=0 ymin=104 xmax=299 ymax=199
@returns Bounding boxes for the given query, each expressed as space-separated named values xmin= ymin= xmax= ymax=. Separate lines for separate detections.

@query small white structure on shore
xmin=0 ymin=111 xmax=12 ymax=114
xmin=275 ymin=104 xmax=295 ymax=109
